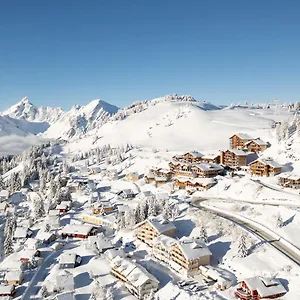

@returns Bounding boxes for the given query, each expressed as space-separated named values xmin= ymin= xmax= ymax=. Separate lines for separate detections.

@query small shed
xmin=24 ymin=238 xmax=41 ymax=250
xmin=36 ymin=231 xmax=56 ymax=244
xmin=117 ymin=189 xmax=135 ymax=199
xmin=13 ymin=226 xmax=32 ymax=241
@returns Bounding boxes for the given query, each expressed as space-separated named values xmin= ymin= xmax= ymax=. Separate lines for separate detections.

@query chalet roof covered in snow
xmin=279 ymin=173 xmax=300 ymax=180
xmin=244 ymin=277 xmax=287 ymax=297
xmin=0 ymin=254 xmax=25 ymax=270
xmin=61 ymin=224 xmax=94 ymax=236
xmin=251 ymin=157 xmax=282 ymax=168
xmin=226 ymin=149 xmax=247 ymax=156
xmin=59 ymin=253 xmax=80 ymax=265
xmin=36 ymin=230 xmax=55 ymax=242
xmin=231 ymin=133 xmax=253 ymax=140
xmin=112 ymin=257 xmax=159 ymax=287
xmin=87 ymin=234 xmax=114 ymax=251
xmin=184 ymin=151 xmax=204 ymax=158
xmin=175 ymin=237 xmax=212 ymax=260
xmin=48 ymin=209 xmax=60 ymax=216
xmin=24 ymin=238 xmax=40 ymax=250
xmin=13 ymin=226 xmax=30 ymax=239
xmin=145 ymin=216 xmax=176 ymax=234
xmin=0 ymin=285 xmax=14 ymax=294
xmin=19 ymin=249 xmax=38 ymax=260
xmin=56 ymin=292 xmax=75 ymax=300
xmin=104 ymin=249 xmax=125 ymax=261
xmin=153 ymin=234 xmax=176 ymax=248
xmin=245 ymin=138 xmax=268 ymax=146
xmin=4 ymin=270 xmax=23 ymax=282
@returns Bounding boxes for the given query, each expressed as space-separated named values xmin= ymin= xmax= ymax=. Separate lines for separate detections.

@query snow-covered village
xmin=0 ymin=95 xmax=299 ymax=300
xmin=2 ymin=2 xmax=300 ymax=299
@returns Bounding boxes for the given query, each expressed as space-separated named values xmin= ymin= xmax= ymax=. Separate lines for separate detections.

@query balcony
xmin=235 ymin=288 xmax=251 ymax=300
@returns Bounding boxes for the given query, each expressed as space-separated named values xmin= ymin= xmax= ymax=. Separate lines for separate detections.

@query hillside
xmin=66 ymin=101 xmax=294 ymax=154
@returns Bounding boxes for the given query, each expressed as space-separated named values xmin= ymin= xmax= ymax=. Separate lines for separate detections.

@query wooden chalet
xmin=136 ymin=216 xmax=176 ymax=247
xmin=169 ymin=237 xmax=212 ymax=276
xmin=249 ymin=158 xmax=282 ymax=177
xmin=111 ymin=257 xmax=159 ymax=299
xmin=61 ymin=224 xmax=96 ymax=239
xmin=220 ymin=149 xmax=247 ymax=168
xmin=244 ymin=138 xmax=268 ymax=153
xmin=169 ymin=161 xmax=223 ymax=178
xmin=236 ymin=277 xmax=287 ymax=300
xmin=173 ymin=177 xmax=216 ymax=191
xmin=19 ymin=249 xmax=41 ymax=263
xmin=229 ymin=133 xmax=253 ymax=149
xmin=125 ymin=172 xmax=139 ymax=182
xmin=278 ymin=174 xmax=300 ymax=189
xmin=92 ymin=203 xmax=117 ymax=215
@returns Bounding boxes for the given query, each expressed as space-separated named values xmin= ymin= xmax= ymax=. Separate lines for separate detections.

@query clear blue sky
xmin=1 ymin=0 xmax=300 ymax=110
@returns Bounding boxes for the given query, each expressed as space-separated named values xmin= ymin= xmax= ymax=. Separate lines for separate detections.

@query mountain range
xmin=0 ymin=95 xmax=295 ymax=156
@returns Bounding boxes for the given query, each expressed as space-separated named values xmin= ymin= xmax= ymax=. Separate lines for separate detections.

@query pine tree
xmin=237 ymin=233 xmax=248 ymax=258
xmin=162 ymin=200 xmax=171 ymax=219
xmin=39 ymin=176 xmax=47 ymax=194
xmin=139 ymin=201 xmax=146 ymax=221
xmin=171 ymin=204 xmax=179 ymax=220
xmin=200 ymin=224 xmax=208 ymax=244
xmin=4 ymin=236 xmax=14 ymax=257
xmin=0 ymin=176 xmax=5 ymax=190
xmin=276 ymin=213 xmax=283 ymax=228
xmin=134 ymin=204 xmax=142 ymax=224
xmin=147 ymin=199 xmax=156 ymax=217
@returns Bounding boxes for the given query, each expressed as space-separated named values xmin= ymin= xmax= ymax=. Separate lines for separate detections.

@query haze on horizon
xmin=1 ymin=0 xmax=300 ymax=110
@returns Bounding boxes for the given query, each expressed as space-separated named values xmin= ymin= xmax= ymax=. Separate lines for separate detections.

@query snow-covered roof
xmin=59 ymin=253 xmax=78 ymax=265
xmin=88 ymin=235 xmax=114 ymax=250
xmin=4 ymin=270 xmax=23 ymax=281
xmin=201 ymin=152 xmax=220 ymax=159
xmin=153 ymin=234 xmax=176 ymax=248
xmin=146 ymin=216 xmax=176 ymax=234
xmin=118 ymin=189 xmax=135 ymax=195
xmin=61 ymin=224 xmax=94 ymax=236
xmin=184 ymin=151 xmax=204 ymax=158
xmin=104 ymin=249 xmax=125 ymax=261
xmin=231 ymin=133 xmax=253 ymax=140
xmin=13 ymin=226 xmax=30 ymax=239
xmin=155 ymin=192 xmax=169 ymax=201
xmin=245 ymin=138 xmax=268 ymax=146
xmin=48 ymin=209 xmax=60 ymax=216
xmin=0 ymin=190 xmax=9 ymax=198
xmin=112 ymin=257 xmax=159 ymax=287
xmin=0 ymin=254 xmax=25 ymax=270
xmin=279 ymin=173 xmax=300 ymax=180
xmin=24 ymin=238 xmax=40 ymax=250
xmin=175 ymin=237 xmax=212 ymax=260
xmin=36 ymin=230 xmax=55 ymax=242
xmin=56 ymin=270 xmax=74 ymax=285
xmin=19 ymin=249 xmax=38 ymax=260
xmin=244 ymin=277 xmax=287 ymax=297
xmin=225 ymin=149 xmax=247 ymax=156
xmin=193 ymin=162 xmax=223 ymax=172
xmin=155 ymin=176 xmax=167 ymax=181
xmin=250 ymin=157 xmax=282 ymax=168
xmin=0 ymin=285 xmax=14 ymax=294
xmin=139 ymin=191 xmax=154 ymax=198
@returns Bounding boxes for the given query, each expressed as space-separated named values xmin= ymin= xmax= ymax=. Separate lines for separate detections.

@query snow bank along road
xmin=191 ymin=200 xmax=300 ymax=266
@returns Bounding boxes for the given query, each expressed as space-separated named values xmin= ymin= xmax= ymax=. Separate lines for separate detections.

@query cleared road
xmin=191 ymin=200 xmax=300 ymax=266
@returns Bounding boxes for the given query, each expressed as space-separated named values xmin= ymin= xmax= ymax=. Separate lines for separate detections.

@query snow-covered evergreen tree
xmin=34 ymin=199 xmax=45 ymax=220
xmin=200 ymin=224 xmax=208 ymax=243
xmin=171 ymin=204 xmax=180 ymax=220
xmin=0 ymin=175 xmax=5 ymax=190
xmin=237 ymin=233 xmax=248 ymax=258
xmin=4 ymin=235 xmax=13 ymax=257
xmin=162 ymin=200 xmax=171 ymax=219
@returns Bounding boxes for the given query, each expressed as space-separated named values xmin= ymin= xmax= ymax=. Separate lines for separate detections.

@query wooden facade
xmin=278 ymin=175 xmax=300 ymax=189
xmin=173 ymin=178 xmax=216 ymax=190
xmin=220 ymin=150 xmax=247 ymax=168
xmin=169 ymin=162 xmax=223 ymax=178
xmin=245 ymin=140 xmax=268 ymax=153
xmin=249 ymin=160 xmax=281 ymax=177
xmin=230 ymin=134 xmax=252 ymax=149
xmin=136 ymin=219 xmax=176 ymax=247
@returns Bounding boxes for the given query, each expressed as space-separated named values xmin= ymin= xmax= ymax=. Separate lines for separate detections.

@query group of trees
xmin=4 ymin=214 xmax=16 ymax=257
xmin=117 ymin=197 xmax=180 ymax=230
xmin=71 ymin=143 xmax=133 ymax=165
